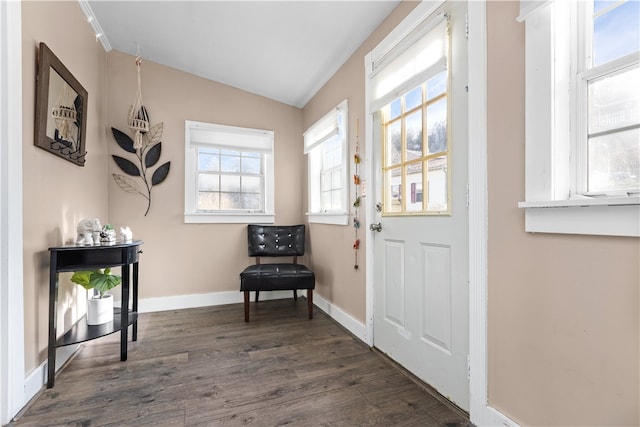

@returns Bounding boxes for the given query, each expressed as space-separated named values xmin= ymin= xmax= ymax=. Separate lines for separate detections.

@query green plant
xmin=70 ymin=268 xmax=122 ymax=299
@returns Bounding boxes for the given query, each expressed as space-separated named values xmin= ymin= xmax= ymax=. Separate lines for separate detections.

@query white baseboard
xmin=313 ymin=293 xmax=367 ymax=343
xmin=139 ymin=289 xmax=368 ymax=344
xmin=23 ymin=344 xmax=81 ymax=409
xmin=137 ymin=289 xmax=300 ymax=313
xmin=474 ymin=404 xmax=520 ymax=427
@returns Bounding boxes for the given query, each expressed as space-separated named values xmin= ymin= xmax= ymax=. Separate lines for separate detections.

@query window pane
xmin=197 ymin=192 xmax=219 ymax=210
xmin=427 ymin=156 xmax=448 ymax=212
xmin=386 ymin=120 xmax=401 ymax=167
xmin=220 ymin=192 xmax=242 ymax=210
xmin=331 ymin=169 xmax=342 ymax=190
xmin=323 ymin=137 xmax=342 ymax=169
xmin=321 ymin=191 xmax=331 ymax=211
xmin=588 ymin=64 xmax=640 ymax=135
xmin=241 ymin=155 xmax=261 ymax=174
xmin=594 ymin=0 xmax=616 ymax=14
xmin=220 ymin=175 xmax=240 ymax=192
xmin=404 ymin=86 xmax=422 ymax=111
xmin=331 ymin=190 xmax=342 ymax=210
xmin=321 ymin=170 xmax=331 ymax=192
xmin=198 ymin=173 xmax=219 ymax=191
xmin=427 ymin=70 xmax=447 ymax=101
xmin=220 ymin=153 xmax=240 ymax=173
xmin=593 ymin=0 xmax=640 ymax=66
xmin=588 ymin=128 xmax=640 ymax=193
xmin=385 ymin=168 xmax=402 ymax=213
xmin=242 ymin=176 xmax=261 ymax=193
xmin=389 ymin=98 xmax=402 ymax=120
xmin=242 ymin=194 xmax=261 ymax=210
xmin=198 ymin=148 xmax=219 ymax=172
xmin=405 ymin=162 xmax=423 ymax=212
xmin=406 ymin=110 xmax=423 ymax=157
xmin=427 ymin=98 xmax=447 ymax=154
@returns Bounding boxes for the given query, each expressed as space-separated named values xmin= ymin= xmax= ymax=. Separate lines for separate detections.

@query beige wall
xmin=22 ymin=1 xmax=110 ymax=373
xmin=486 ymin=2 xmax=639 ymax=425
xmin=302 ymin=1 xmax=419 ymax=321
xmin=106 ymin=50 xmax=304 ymax=300
xmin=21 ymin=1 xmax=303 ymax=376
xmin=305 ymin=0 xmax=639 ymax=424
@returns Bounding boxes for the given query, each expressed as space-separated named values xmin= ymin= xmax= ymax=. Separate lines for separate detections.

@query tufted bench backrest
xmin=247 ymin=224 xmax=306 ymax=258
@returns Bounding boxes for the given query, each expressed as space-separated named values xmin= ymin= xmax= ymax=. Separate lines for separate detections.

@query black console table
xmin=47 ymin=240 xmax=143 ymax=388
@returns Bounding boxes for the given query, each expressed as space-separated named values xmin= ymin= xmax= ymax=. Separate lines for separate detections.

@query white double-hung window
xmin=518 ymin=0 xmax=640 ymax=236
xmin=305 ymin=100 xmax=349 ymax=225
xmin=184 ymin=120 xmax=275 ymax=224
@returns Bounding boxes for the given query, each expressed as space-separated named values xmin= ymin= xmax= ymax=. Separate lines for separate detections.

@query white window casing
xmin=517 ymin=0 xmax=640 ymax=237
xmin=305 ymin=99 xmax=349 ymax=225
xmin=184 ymin=120 xmax=275 ymax=224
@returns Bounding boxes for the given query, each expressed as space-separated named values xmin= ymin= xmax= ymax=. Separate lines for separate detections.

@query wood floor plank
xmin=11 ymin=299 xmax=469 ymax=427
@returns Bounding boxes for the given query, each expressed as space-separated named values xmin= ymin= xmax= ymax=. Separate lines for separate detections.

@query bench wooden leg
xmin=244 ymin=291 xmax=250 ymax=322
xmin=293 ymin=290 xmax=298 ymax=301
xmin=255 ymin=290 xmax=260 ymax=302
xmin=307 ymin=289 xmax=313 ymax=319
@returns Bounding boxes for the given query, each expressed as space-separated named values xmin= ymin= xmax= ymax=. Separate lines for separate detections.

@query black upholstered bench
xmin=240 ymin=224 xmax=315 ymax=322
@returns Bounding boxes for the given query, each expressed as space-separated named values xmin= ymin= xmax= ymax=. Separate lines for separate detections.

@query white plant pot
xmin=87 ymin=293 xmax=114 ymax=325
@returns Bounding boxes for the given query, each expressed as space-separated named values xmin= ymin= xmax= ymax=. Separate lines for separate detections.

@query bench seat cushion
xmin=240 ymin=263 xmax=315 ymax=291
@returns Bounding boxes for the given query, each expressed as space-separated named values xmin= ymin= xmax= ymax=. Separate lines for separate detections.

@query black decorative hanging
xmin=111 ymin=56 xmax=170 ymax=216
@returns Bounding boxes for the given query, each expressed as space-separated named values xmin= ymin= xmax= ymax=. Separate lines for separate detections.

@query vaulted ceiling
xmin=86 ymin=1 xmax=401 ymax=108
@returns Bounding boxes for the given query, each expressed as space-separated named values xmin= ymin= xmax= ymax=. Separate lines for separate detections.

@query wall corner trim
xmin=77 ymin=0 xmax=112 ymax=52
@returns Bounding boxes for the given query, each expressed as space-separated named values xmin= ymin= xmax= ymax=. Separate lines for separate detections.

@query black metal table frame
xmin=47 ymin=240 xmax=143 ymax=388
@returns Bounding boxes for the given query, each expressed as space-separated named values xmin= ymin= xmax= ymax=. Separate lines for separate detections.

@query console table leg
xmin=47 ymin=252 xmax=58 ymax=388
xmin=120 ymin=264 xmax=130 ymax=361
xmin=132 ymin=261 xmax=139 ymax=341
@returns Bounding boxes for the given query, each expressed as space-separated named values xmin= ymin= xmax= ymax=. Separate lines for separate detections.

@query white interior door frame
xmin=0 ymin=0 xmax=26 ymax=424
xmin=365 ymin=1 xmax=518 ymax=425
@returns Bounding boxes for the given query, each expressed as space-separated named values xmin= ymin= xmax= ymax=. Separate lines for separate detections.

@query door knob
xmin=369 ymin=222 xmax=382 ymax=232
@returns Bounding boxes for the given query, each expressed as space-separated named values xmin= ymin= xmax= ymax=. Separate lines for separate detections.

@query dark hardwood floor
xmin=11 ymin=298 xmax=470 ymax=426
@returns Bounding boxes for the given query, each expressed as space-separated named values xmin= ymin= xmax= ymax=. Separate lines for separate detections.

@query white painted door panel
xmin=372 ymin=0 xmax=469 ymax=410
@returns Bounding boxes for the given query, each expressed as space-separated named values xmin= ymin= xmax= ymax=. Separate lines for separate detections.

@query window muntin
xmin=184 ymin=121 xmax=274 ymax=224
xmin=318 ymin=135 xmax=343 ymax=211
xmin=196 ymin=148 xmax=264 ymax=211
xmin=381 ymin=70 xmax=449 ymax=215
xmin=368 ymin=14 xmax=449 ymax=216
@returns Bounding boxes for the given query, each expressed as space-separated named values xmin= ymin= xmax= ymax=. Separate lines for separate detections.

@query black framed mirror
xmin=34 ymin=42 xmax=88 ymax=166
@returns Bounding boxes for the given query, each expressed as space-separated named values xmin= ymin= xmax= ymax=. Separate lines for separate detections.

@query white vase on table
xmin=86 ymin=293 xmax=114 ymax=325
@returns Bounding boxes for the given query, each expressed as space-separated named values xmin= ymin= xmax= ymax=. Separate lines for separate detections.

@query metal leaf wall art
xmin=111 ymin=120 xmax=170 ymax=216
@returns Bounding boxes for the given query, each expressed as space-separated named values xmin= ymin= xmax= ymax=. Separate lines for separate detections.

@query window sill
xmin=306 ymin=212 xmax=349 ymax=225
xmin=518 ymin=198 xmax=639 ymax=237
xmin=184 ymin=212 xmax=275 ymax=224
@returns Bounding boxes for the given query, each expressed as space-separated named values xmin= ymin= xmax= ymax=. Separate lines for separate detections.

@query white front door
xmin=370 ymin=0 xmax=469 ymax=410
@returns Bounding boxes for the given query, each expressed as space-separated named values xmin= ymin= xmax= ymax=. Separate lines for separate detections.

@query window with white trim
xmin=184 ymin=120 xmax=274 ymax=224
xmin=373 ymin=16 xmax=450 ymax=215
xmin=518 ymin=0 xmax=639 ymax=237
xmin=305 ymin=100 xmax=349 ymax=225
